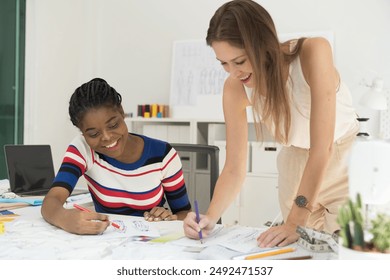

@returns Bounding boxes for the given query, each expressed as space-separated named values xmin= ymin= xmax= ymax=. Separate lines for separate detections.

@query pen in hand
xmin=73 ymin=203 xmax=121 ymax=229
xmin=194 ymin=200 xmax=204 ymax=244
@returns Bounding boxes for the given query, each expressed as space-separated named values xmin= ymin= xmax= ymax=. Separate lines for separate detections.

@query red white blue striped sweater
xmin=52 ymin=133 xmax=191 ymax=216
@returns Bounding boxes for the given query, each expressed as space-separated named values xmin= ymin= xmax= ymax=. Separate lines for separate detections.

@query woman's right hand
xmin=183 ymin=212 xmax=216 ymax=240
xmin=42 ymin=187 xmax=109 ymax=235
xmin=61 ymin=208 xmax=110 ymax=235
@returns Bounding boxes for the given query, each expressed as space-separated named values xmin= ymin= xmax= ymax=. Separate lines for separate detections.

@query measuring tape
xmin=296 ymin=226 xmax=339 ymax=253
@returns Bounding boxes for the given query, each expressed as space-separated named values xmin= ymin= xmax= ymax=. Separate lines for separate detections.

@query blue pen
xmin=194 ymin=200 xmax=204 ymax=244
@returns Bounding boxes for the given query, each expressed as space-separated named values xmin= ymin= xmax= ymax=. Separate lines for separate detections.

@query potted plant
xmin=337 ymin=193 xmax=390 ymax=259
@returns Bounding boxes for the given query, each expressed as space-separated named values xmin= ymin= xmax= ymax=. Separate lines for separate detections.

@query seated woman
xmin=41 ymin=78 xmax=191 ymax=235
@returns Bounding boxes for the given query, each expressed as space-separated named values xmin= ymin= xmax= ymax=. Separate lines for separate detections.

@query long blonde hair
xmin=206 ymin=0 xmax=304 ymax=144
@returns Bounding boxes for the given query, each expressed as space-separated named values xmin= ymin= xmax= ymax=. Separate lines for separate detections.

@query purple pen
xmin=194 ymin=200 xmax=204 ymax=244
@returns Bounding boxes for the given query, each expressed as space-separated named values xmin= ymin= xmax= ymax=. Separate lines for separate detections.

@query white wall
xmin=25 ymin=0 xmax=390 ymax=170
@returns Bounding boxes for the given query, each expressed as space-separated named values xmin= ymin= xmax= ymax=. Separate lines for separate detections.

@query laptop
xmin=4 ymin=144 xmax=88 ymax=197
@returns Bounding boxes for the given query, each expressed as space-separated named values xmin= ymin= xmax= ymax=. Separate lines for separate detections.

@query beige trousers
xmin=277 ymin=127 xmax=358 ymax=233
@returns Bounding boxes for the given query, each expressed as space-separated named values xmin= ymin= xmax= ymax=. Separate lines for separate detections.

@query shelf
xmin=126 ymin=117 xmax=193 ymax=123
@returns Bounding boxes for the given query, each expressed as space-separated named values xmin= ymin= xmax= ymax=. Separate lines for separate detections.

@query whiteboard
xmin=169 ymin=40 xmax=227 ymax=116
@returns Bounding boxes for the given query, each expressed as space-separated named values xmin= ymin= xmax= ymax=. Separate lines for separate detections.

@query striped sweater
xmin=52 ymin=133 xmax=191 ymax=216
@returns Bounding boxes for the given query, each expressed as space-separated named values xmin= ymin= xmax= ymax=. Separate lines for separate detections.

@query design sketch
xmin=170 ymin=40 xmax=228 ymax=106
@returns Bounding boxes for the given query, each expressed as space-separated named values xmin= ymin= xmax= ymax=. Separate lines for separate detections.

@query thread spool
xmin=151 ymin=104 xmax=158 ymax=117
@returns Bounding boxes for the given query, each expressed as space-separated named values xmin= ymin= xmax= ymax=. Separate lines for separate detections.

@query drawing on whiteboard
xmin=170 ymin=40 xmax=228 ymax=107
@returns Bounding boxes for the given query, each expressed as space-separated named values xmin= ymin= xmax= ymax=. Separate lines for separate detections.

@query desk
xmin=0 ymin=204 xmax=336 ymax=260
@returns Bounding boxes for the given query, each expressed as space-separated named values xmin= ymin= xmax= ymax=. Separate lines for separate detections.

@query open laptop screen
xmin=4 ymin=144 xmax=55 ymax=195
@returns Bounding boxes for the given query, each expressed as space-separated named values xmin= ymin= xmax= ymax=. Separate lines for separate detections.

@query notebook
xmin=4 ymin=144 xmax=88 ymax=197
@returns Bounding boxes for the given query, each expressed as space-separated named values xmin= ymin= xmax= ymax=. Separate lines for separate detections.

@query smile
xmin=105 ymin=140 xmax=118 ymax=148
xmin=240 ymin=73 xmax=251 ymax=83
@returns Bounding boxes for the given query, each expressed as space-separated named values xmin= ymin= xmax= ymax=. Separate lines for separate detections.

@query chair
xmin=171 ymin=143 xmax=220 ymax=219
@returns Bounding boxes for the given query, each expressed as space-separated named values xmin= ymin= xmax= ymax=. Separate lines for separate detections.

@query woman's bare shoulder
xmin=300 ymin=37 xmax=332 ymax=57
xmin=223 ymin=76 xmax=250 ymax=107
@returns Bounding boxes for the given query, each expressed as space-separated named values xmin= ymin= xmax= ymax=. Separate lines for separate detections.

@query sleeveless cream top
xmin=245 ymin=51 xmax=358 ymax=149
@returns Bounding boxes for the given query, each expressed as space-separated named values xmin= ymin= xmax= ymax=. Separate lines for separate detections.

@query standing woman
xmin=183 ymin=0 xmax=358 ymax=247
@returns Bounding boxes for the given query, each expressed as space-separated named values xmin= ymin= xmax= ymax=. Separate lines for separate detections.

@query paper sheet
xmin=171 ymin=225 xmax=265 ymax=253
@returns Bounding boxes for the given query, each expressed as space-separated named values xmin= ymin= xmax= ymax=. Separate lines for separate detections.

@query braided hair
xmin=69 ymin=78 xmax=123 ymax=127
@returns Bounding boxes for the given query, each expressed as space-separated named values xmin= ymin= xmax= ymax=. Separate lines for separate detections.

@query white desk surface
xmin=0 ymin=202 xmax=336 ymax=260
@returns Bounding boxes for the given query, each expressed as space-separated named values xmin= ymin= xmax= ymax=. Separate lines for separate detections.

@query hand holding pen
xmin=183 ymin=202 xmax=217 ymax=241
xmin=72 ymin=203 xmax=114 ymax=234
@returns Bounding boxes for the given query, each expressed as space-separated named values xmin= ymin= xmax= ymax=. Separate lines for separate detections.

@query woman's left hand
xmin=144 ymin=207 xmax=177 ymax=222
xmin=257 ymin=223 xmax=300 ymax=247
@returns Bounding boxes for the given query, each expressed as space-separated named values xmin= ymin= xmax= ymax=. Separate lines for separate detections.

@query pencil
xmin=73 ymin=203 xmax=121 ymax=229
xmin=245 ymin=247 xmax=295 ymax=260
xmin=282 ymin=255 xmax=312 ymax=260
xmin=194 ymin=200 xmax=204 ymax=244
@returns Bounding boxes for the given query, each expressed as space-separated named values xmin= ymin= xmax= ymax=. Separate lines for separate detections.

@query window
xmin=0 ymin=0 xmax=26 ymax=178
